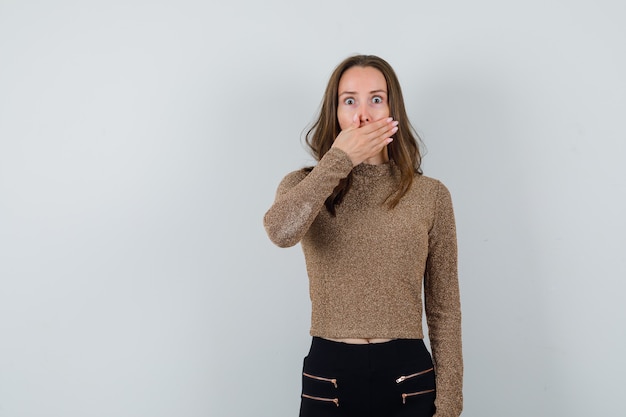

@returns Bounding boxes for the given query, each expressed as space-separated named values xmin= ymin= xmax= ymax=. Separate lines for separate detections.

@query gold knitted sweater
xmin=264 ymin=147 xmax=462 ymax=417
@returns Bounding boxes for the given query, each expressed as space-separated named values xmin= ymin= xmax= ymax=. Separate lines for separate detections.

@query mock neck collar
xmin=352 ymin=159 xmax=395 ymax=177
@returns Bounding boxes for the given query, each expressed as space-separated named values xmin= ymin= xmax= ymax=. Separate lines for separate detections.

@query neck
xmin=363 ymin=148 xmax=390 ymax=165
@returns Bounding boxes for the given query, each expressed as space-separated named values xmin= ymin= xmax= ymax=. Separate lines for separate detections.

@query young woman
xmin=264 ymin=55 xmax=463 ymax=417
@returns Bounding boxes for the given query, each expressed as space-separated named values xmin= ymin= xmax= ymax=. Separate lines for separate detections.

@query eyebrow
xmin=338 ymin=89 xmax=388 ymax=97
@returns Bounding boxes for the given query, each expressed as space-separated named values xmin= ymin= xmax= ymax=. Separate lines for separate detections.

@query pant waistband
xmin=307 ymin=337 xmax=431 ymax=373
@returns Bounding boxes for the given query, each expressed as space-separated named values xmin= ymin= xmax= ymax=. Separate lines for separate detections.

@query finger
xmin=360 ymin=117 xmax=393 ymax=134
xmin=367 ymin=119 xmax=398 ymax=140
xmin=363 ymin=136 xmax=393 ymax=161
xmin=374 ymin=128 xmax=397 ymax=150
xmin=351 ymin=113 xmax=360 ymax=129
xmin=369 ymin=126 xmax=395 ymax=148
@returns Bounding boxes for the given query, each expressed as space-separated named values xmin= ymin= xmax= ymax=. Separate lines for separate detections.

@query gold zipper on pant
xmin=302 ymin=393 xmax=339 ymax=407
xmin=395 ymin=367 xmax=434 ymax=383
xmin=401 ymin=389 xmax=435 ymax=404
xmin=303 ymin=372 xmax=338 ymax=388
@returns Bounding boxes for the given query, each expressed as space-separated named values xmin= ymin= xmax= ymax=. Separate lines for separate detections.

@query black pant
xmin=299 ymin=337 xmax=436 ymax=417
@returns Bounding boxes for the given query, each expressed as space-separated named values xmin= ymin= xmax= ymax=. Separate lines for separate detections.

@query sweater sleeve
xmin=424 ymin=181 xmax=463 ymax=417
xmin=263 ymin=147 xmax=354 ymax=248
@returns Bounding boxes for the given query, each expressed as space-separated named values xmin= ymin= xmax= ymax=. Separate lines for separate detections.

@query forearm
xmin=264 ymin=147 xmax=353 ymax=247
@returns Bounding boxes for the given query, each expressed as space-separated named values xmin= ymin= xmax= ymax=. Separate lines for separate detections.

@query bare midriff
xmin=323 ymin=337 xmax=394 ymax=344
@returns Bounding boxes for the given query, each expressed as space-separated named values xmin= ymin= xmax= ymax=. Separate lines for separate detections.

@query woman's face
xmin=337 ymin=66 xmax=390 ymax=130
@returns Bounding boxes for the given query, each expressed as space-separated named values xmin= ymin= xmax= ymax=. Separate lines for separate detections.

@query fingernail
xmin=387 ymin=117 xmax=393 ymax=122
xmin=392 ymin=126 xmax=398 ymax=133
xmin=393 ymin=121 xmax=399 ymax=127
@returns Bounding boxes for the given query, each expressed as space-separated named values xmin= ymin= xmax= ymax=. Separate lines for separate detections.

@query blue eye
xmin=372 ymin=96 xmax=383 ymax=104
xmin=344 ymin=98 xmax=355 ymax=105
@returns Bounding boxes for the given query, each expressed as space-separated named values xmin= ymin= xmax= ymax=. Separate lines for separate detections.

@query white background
xmin=1 ymin=1 xmax=625 ymax=416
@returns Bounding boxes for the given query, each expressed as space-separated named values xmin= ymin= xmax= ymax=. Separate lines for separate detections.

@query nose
xmin=357 ymin=103 xmax=371 ymax=124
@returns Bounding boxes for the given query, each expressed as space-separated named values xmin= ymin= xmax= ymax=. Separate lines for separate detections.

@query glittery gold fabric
xmin=264 ymin=147 xmax=463 ymax=416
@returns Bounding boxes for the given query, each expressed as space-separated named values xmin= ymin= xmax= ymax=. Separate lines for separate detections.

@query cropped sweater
xmin=264 ymin=147 xmax=462 ymax=417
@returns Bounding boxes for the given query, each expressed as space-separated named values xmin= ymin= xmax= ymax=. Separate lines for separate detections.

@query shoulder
xmin=408 ymin=175 xmax=455 ymax=215
xmin=412 ymin=174 xmax=451 ymax=197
